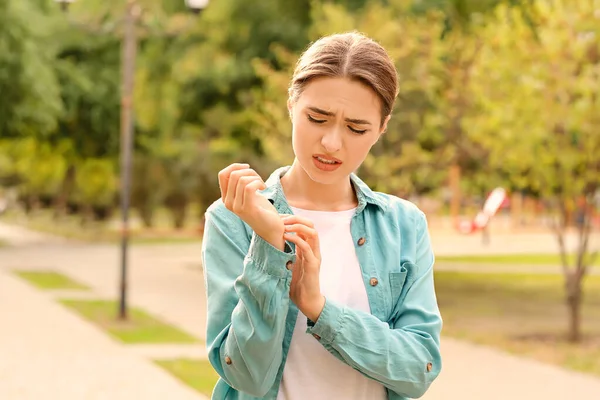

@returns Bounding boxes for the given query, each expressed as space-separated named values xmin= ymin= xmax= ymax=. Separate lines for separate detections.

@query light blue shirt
xmin=202 ymin=166 xmax=443 ymax=399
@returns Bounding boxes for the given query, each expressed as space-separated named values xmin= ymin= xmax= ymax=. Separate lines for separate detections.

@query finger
xmin=224 ymin=169 xmax=259 ymax=210
xmin=284 ymin=233 xmax=316 ymax=262
xmin=283 ymin=224 xmax=317 ymax=241
xmin=291 ymin=259 xmax=304 ymax=284
xmin=240 ymin=178 xmax=266 ymax=210
xmin=283 ymin=222 xmax=320 ymax=259
xmin=218 ymin=163 xmax=249 ymax=199
xmin=310 ymin=231 xmax=321 ymax=260
xmin=282 ymin=215 xmax=315 ymax=228
xmin=233 ymin=176 xmax=263 ymax=212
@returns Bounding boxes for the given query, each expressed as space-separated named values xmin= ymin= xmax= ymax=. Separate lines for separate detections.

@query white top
xmin=276 ymin=206 xmax=387 ymax=400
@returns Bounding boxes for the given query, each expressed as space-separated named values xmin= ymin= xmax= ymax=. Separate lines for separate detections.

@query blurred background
xmin=0 ymin=0 xmax=599 ymax=399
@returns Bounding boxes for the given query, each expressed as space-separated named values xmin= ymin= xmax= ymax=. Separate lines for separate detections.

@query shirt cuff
xmin=306 ymin=297 xmax=345 ymax=343
xmin=246 ymin=232 xmax=295 ymax=278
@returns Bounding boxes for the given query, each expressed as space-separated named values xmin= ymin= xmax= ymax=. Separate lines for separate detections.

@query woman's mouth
xmin=312 ymin=155 xmax=342 ymax=171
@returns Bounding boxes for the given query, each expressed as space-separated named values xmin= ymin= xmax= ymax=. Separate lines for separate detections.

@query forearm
xmin=306 ymin=297 xmax=441 ymax=398
xmin=213 ymin=261 xmax=291 ymax=396
xmin=204 ymin=220 xmax=295 ymax=397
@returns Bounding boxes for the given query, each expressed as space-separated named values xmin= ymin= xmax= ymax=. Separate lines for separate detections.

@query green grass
xmin=60 ymin=300 xmax=198 ymax=344
xmin=436 ymin=271 xmax=600 ymax=377
xmin=156 ymin=358 xmax=219 ymax=397
xmin=15 ymin=270 xmax=89 ymax=290
xmin=436 ymin=253 xmax=599 ymax=266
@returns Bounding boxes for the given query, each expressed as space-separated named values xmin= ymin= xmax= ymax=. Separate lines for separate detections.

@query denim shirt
xmin=201 ymin=166 xmax=442 ymax=399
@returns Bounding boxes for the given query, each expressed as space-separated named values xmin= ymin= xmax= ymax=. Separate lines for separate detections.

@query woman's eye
xmin=307 ymin=114 xmax=326 ymax=124
xmin=348 ymin=126 xmax=367 ymax=134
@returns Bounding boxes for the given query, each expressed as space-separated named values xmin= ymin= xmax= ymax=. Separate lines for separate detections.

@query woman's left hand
xmin=282 ymin=215 xmax=325 ymax=322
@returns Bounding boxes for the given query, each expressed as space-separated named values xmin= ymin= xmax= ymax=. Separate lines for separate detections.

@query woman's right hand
xmin=218 ymin=163 xmax=286 ymax=251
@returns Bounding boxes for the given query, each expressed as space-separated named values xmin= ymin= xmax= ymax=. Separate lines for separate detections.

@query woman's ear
xmin=380 ymin=114 xmax=391 ymax=136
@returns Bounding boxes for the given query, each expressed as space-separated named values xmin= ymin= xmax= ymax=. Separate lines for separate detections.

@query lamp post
xmin=55 ymin=0 xmax=209 ymax=320
xmin=186 ymin=0 xmax=210 ymax=14
xmin=56 ymin=0 xmax=75 ymax=11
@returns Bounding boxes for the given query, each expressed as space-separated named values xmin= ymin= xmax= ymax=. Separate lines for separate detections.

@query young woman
xmin=202 ymin=32 xmax=442 ymax=400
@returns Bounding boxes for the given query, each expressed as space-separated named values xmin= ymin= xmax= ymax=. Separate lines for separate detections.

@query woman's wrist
xmin=303 ymin=295 xmax=326 ymax=323
xmin=255 ymin=229 xmax=286 ymax=252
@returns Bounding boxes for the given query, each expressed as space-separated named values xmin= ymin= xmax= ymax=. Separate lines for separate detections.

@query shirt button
xmin=225 ymin=356 xmax=232 ymax=365
xmin=286 ymin=261 xmax=293 ymax=270
xmin=370 ymin=278 xmax=378 ymax=286
xmin=312 ymin=333 xmax=321 ymax=340
xmin=357 ymin=237 xmax=366 ymax=246
xmin=426 ymin=362 xmax=433 ymax=372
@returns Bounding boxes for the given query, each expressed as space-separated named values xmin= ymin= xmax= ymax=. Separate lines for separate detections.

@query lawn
xmin=436 ymin=253 xmax=599 ymax=266
xmin=156 ymin=359 xmax=219 ymax=397
xmin=435 ymin=271 xmax=600 ymax=377
xmin=60 ymin=300 xmax=198 ymax=344
xmin=15 ymin=270 xmax=89 ymax=290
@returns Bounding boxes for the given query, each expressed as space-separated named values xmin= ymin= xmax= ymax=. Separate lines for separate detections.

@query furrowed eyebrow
xmin=307 ymin=106 xmax=335 ymax=117
xmin=307 ymin=106 xmax=372 ymax=126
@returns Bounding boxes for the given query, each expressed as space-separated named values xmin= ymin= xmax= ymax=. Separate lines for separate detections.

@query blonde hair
xmin=289 ymin=32 xmax=399 ymax=127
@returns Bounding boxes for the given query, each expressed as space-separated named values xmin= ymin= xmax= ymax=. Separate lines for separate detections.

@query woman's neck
xmin=280 ymin=160 xmax=358 ymax=211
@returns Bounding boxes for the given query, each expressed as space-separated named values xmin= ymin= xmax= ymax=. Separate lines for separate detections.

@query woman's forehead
xmin=298 ymin=77 xmax=381 ymax=119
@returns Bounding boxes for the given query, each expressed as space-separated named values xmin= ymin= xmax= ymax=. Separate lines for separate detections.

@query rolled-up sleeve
xmin=202 ymin=204 xmax=295 ymax=397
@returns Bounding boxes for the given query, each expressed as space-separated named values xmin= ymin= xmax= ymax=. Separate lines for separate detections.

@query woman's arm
xmin=306 ymin=210 xmax=442 ymax=399
xmin=202 ymin=204 xmax=295 ymax=397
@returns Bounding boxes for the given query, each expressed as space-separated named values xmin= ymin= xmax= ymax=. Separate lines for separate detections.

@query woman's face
xmin=288 ymin=76 xmax=389 ymax=185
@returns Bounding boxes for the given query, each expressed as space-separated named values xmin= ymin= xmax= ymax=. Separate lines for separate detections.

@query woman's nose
xmin=321 ymin=127 xmax=342 ymax=153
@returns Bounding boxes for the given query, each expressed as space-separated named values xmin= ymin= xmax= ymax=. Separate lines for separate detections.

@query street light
xmin=54 ymin=0 xmax=75 ymax=12
xmin=55 ymin=0 xmax=208 ymax=320
xmin=186 ymin=0 xmax=210 ymax=14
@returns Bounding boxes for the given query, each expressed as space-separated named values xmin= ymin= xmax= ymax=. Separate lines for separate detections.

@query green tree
xmin=0 ymin=0 xmax=63 ymax=139
xmin=467 ymin=0 xmax=600 ymax=342
xmin=73 ymin=158 xmax=118 ymax=222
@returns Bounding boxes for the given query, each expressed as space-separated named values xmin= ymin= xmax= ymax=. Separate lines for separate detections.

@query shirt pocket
xmin=387 ymin=262 xmax=411 ymax=325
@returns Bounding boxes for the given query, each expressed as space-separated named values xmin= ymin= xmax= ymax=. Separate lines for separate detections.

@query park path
xmin=1 ymin=221 xmax=600 ymax=399
xmin=0 ymin=269 xmax=207 ymax=400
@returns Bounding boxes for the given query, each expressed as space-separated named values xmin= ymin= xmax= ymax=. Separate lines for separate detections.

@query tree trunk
xmin=139 ymin=204 xmax=154 ymax=229
xmin=54 ymin=167 xmax=75 ymax=220
xmin=172 ymin=205 xmax=187 ymax=230
xmin=80 ymin=204 xmax=93 ymax=228
xmin=566 ymin=273 xmax=582 ymax=342
xmin=554 ymin=201 xmax=584 ymax=343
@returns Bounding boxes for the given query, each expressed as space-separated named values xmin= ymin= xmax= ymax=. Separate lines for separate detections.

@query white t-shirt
xmin=276 ymin=206 xmax=387 ymax=400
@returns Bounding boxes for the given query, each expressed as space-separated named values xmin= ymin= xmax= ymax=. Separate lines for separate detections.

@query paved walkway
xmin=1 ymin=221 xmax=600 ymax=399
xmin=0 ymin=221 xmax=66 ymax=246
xmin=0 ymin=270 xmax=206 ymax=400
xmin=423 ymin=337 xmax=600 ymax=400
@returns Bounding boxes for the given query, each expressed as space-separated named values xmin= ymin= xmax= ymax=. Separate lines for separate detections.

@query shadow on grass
xmin=156 ymin=358 xmax=218 ymax=397
xmin=60 ymin=299 xmax=199 ymax=344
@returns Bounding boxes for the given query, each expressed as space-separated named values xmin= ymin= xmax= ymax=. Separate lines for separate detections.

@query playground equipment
xmin=457 ymin=188 xmax=507 ymax=234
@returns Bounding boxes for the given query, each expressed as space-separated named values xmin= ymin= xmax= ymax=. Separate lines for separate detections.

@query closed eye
xmin=348 ymin=126 xmax=367 ymax=134
xmin=308 ymin=113 xmax=367 ymax=134
xmin=307 ymin=114 xmax=326 ymax=124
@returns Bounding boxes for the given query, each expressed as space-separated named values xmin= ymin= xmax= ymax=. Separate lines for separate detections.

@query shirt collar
xmin=261 ymin=166 xmax=388 ymax=212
